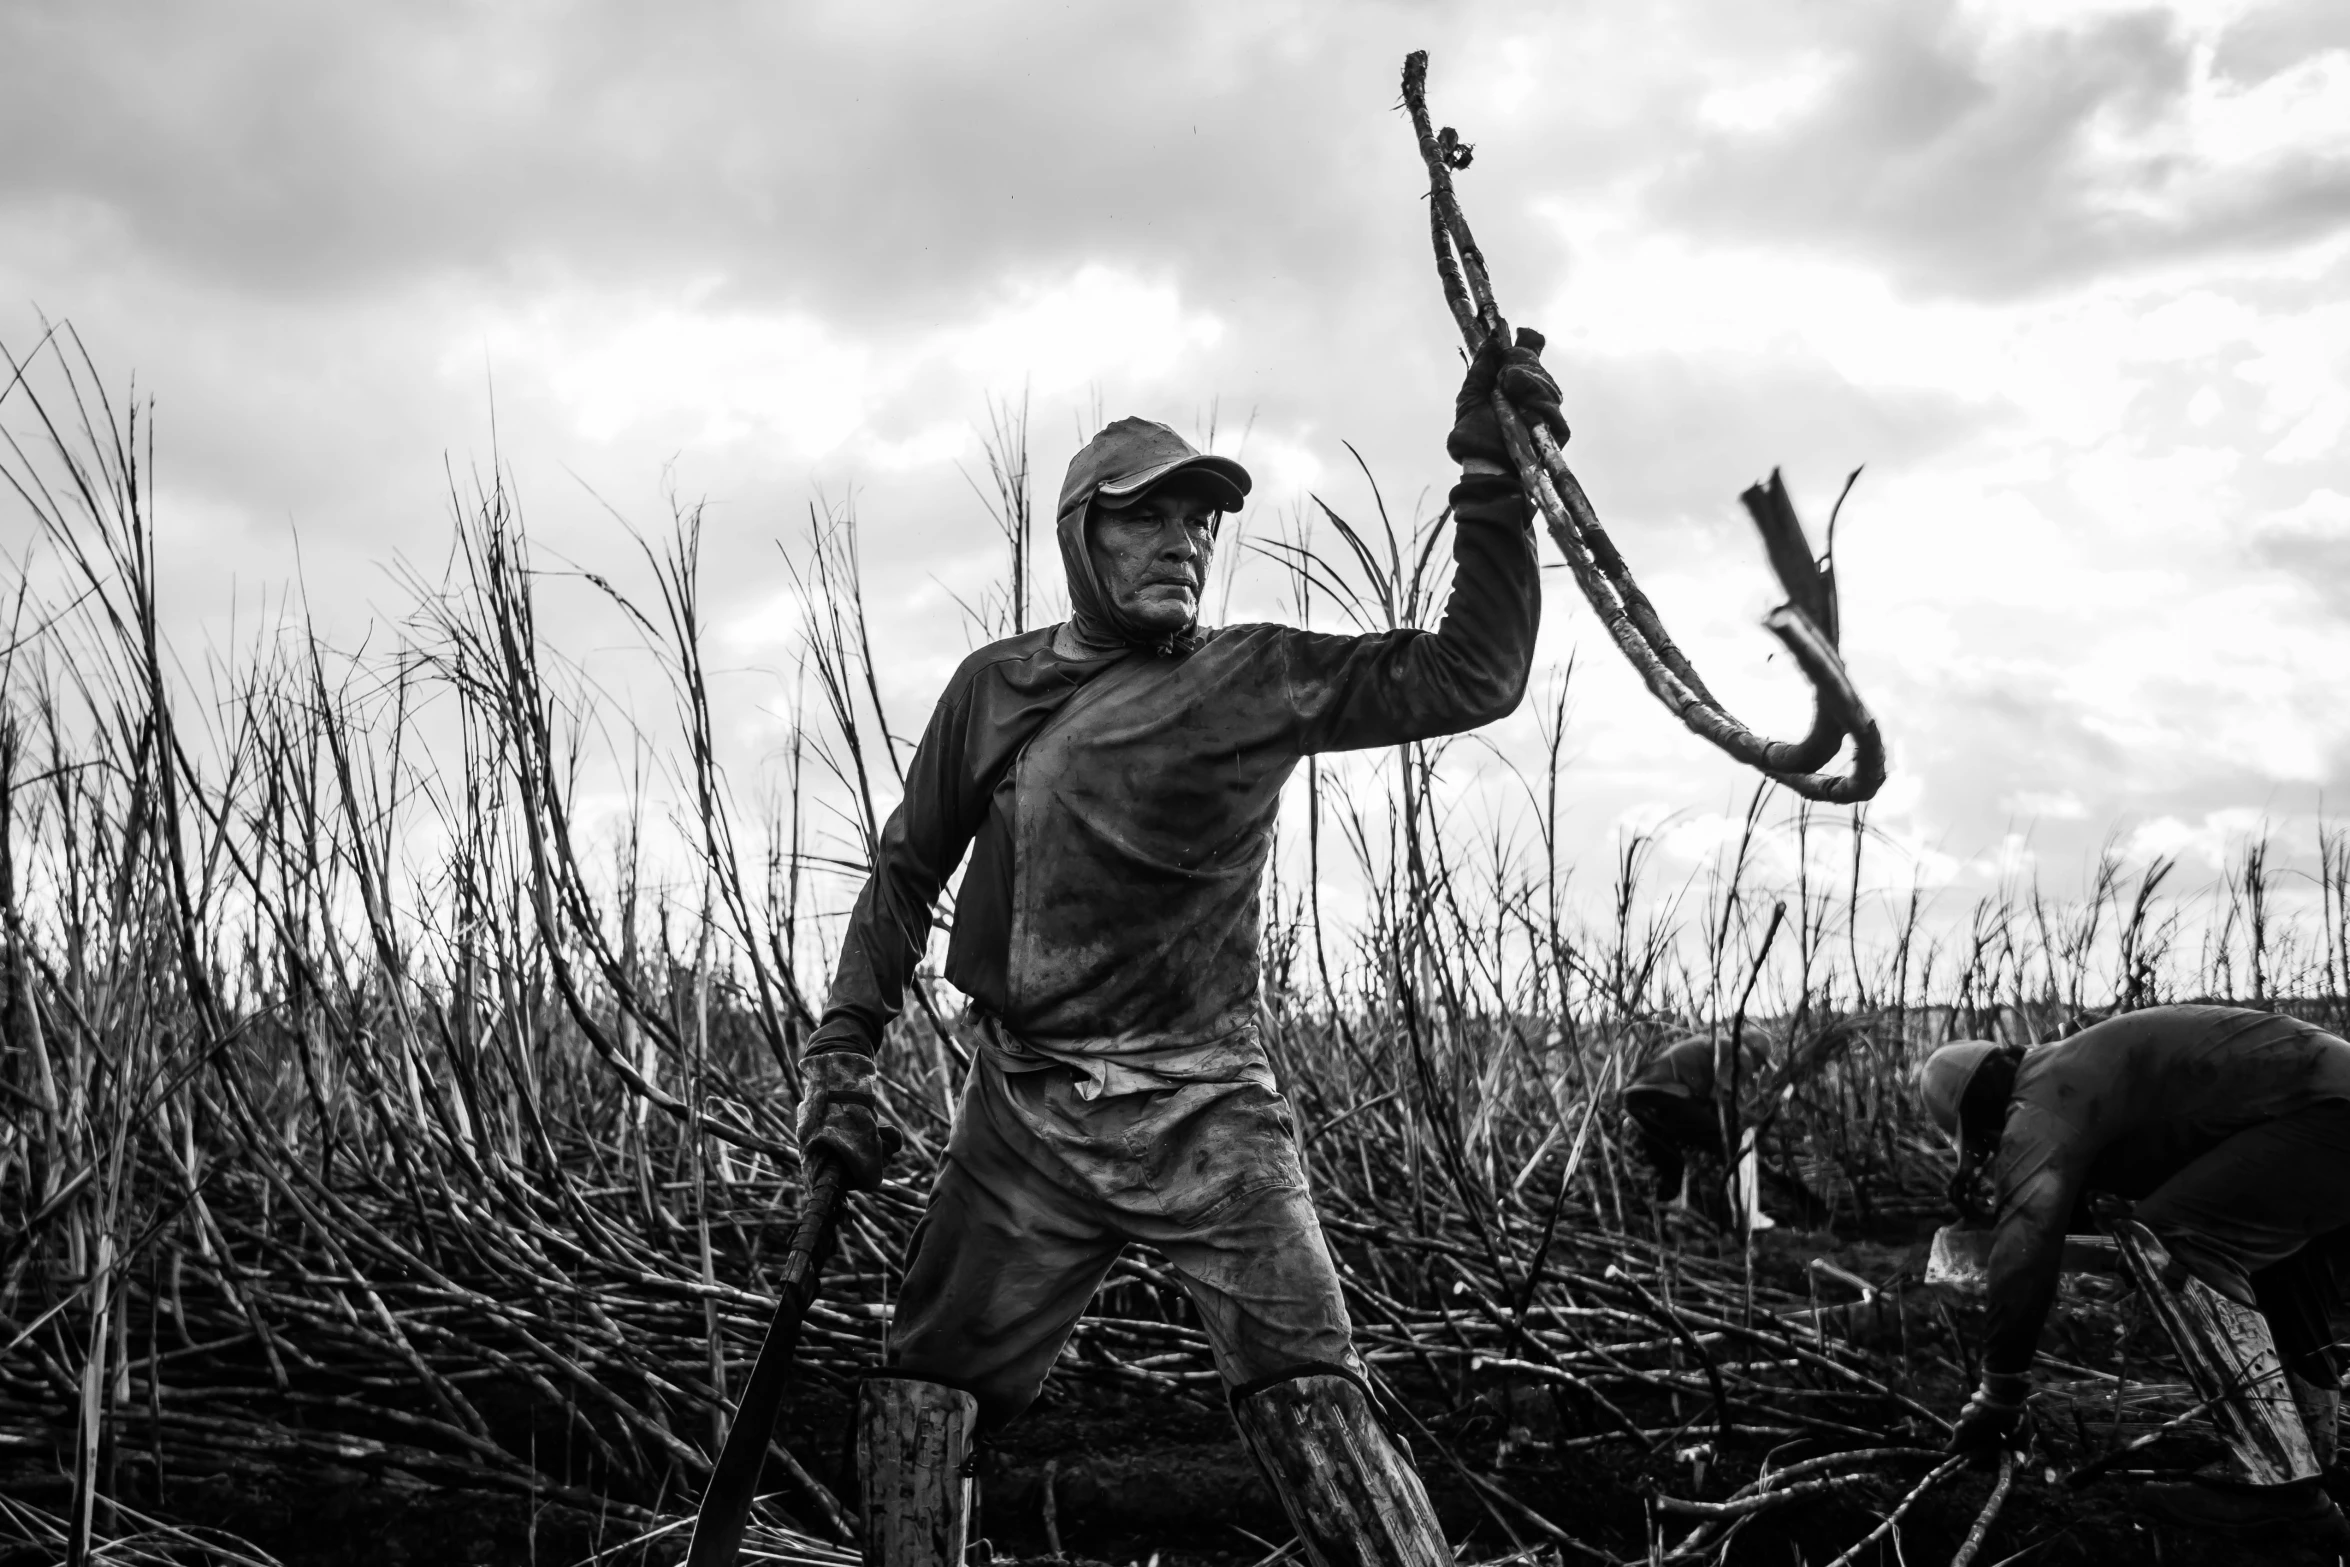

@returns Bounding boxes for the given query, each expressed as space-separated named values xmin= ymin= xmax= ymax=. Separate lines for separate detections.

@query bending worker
xmin=1920 ymin=1005 xmax=2350 ymax=1536
xmin=1621 ymin=1035 xmax=1776 ymax=1231
xmin=795 ymin=330 xmax=1564 ymax=1567
xmin=1622 ymin=1029 xmax=1854 ymax=1231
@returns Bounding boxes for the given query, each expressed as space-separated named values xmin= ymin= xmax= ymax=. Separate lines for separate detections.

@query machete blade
xmin=685 ymin=1155 xmax=848 ymax=1567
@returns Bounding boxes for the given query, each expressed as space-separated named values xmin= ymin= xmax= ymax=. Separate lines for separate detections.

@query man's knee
xmin=2143 ymin=1222 xmax=2261 ymax=1307
xmin=886 ymin=1279 xmax=1067 ymax=1432
xmin=888 ymin=1152 xmax=1113 ymax=1431
xmin=1163 ymin=1182 xmax=1359 ymax=1384
xmin=879 ymin=1345 xmax=1044 ymax=1433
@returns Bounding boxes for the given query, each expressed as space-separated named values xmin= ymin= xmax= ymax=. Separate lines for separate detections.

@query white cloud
xmin=2005 ymin=790 xmax=2090 ymax=820
xmin=1970 ymin=830 xmax=2040 ymax=883
xmin=718 ymin=585 xmax=808 ymax=657
xmin=459 ymin=291 xmax=879 ymax=455
xmin=1695 ymin=51 xmax=1845 ymax=133
xmin=945 ymin=264 xmax=1224 ymax=395
xmin=2237 ymin=298 xmax=2350 ymax=461
xmin=2182 ymin=44 xmax=2350 ymax=170
xmin=2261 ymin=485 xmax=2350 ymax=537
xmin=2128 ymin=807 xmax=2272 ymax=869
xmin=1234 ymin=428 xmax=1325 ymax=499
xmin=445 ymin=261 xmax=1225 ymax=469
xmin=865 ymin=420 xmax=974 ymax=473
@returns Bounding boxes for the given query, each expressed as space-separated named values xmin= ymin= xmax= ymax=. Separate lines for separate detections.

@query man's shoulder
xmin=2055 ymin=1003 xmax=2288 ymax=1063
xmin=941 ymin=624 xmax=1299 ymax=694
xmin=2031 ymin=1025 xmax=2125 ymax=1078
xmin=943 ymin=628 xmax=1062 ymax=685
xmin=2025 ymin=1004 xmax=2222 ymax=1089
xmin=1628 ymin=1034 xmax=1716 ymax=1093
xmin=906 ymin=630 xmax=1063 ymax=727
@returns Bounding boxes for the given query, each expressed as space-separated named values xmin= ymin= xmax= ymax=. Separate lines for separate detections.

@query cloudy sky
xmin=4 ymin=0 xmax=2350 ymax=957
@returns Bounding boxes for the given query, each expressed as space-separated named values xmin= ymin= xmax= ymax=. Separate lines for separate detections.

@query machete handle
xmin=782 ymin=1152 xmax=848 ymax=1285
xmin=685 ymin=1151 xmax=850 ymax=1567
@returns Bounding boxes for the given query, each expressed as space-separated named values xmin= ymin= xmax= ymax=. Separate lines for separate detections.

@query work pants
xmin=2135 ymin=1100 xmax=2350 ymax=1383
xmin=887 ymin=1058 xmax=1359 ymax=1430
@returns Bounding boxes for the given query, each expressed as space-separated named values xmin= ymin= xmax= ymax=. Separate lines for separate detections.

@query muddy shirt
xmin=807 ymin=491 xmax=1538 ymax=1076
xmin=1980 ymin=1005 xmax=2350 ymax=1373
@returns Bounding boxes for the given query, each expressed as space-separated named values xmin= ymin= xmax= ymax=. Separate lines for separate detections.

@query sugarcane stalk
xmin=1947 ymin=1452 xmax=2016 ymax=1567
xmin=1401 ymin=50 xmax=1886 ymax=804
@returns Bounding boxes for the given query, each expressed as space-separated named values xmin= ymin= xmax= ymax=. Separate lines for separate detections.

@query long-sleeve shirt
xmin=807 ymin=488 xmax=1539 ymax=1073
xmin=1621 ymin=1036 xmax=1740 ymax=1162
xmin=1980 ymin=1004 xmax=2350 ymax=1373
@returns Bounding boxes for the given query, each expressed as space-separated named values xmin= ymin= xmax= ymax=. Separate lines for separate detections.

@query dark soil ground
xmin=8 ymin=1221 xmax=2346 ymax=1566
xmin=18 ymin=1400 xmax=2344 ymax=1567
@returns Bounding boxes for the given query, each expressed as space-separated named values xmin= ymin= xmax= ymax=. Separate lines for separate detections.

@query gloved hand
xmin=796 ymin=1048 xmax=896 ymax=1193
xmin=1622 ymin=1115 xmax=1688 ymax=1203
xmin=1447 ymin=326 xmax=1569 ymax=488
xmin=1946 ymin=1372 xmax=2031 ymax=1458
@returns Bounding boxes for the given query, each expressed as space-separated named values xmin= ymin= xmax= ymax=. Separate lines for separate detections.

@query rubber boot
xmin=2289 ymin=1369 xmax=2340 ymax=1471
xmin=858 ymin=1376 xmax=978 ymax=1567
xmin=2105 ymin=1217 xmax=2322 ymax=1485
xmin=1231 ymin=1372 xmax=1452 ymax=1567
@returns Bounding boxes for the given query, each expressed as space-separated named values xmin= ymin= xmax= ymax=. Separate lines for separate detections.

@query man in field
xmin=1920 ymin=1005 xmax=2350 ymax=1536
xmin=796 ymin=330 xmax=1564 ymax=1567
xmin=1622 ymin=1035 xmax=1778 ymax=1231
xmin=1620 ymin=1027 xmax=1856 ymax=1231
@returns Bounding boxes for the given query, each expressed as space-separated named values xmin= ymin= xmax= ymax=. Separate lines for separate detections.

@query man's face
xmin=1088 ymin=488 xmax=1219 ymax=636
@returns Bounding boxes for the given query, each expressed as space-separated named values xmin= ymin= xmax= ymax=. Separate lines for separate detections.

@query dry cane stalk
xmin=1399 ymin=51 xmax=1886 ymax=804
xmin=1818 ymin=1455 xmax=1965 ymax=1567
xmin=1945 ymin=1452 xmax=2015 ymax=1567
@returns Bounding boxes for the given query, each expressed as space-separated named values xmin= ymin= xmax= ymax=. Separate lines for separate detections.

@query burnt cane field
xmin=0 ymin=330 xmax=2342 ymax=1567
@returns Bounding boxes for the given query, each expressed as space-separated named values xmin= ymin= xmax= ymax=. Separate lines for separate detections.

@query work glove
xmin=1447 ymin=326 xmax=1569 ymax=495
xmin=796 ymin=1048 xmax=897 ymax=1193
xmin=1622 ymin=1114 xmax=1688 ymax=1203
xmin=1946 ymin=1372 xmax=2032 ymax=1459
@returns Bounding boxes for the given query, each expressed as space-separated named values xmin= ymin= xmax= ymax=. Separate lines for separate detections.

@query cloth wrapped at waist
xmin=965 ymin=1006 xmax=1275 ymax=1100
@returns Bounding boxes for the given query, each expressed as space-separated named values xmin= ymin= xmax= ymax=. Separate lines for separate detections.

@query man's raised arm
xmin=1282 ymin=329 xmax=1561 ymax=754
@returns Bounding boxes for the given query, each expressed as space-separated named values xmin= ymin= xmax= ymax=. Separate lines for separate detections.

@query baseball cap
xmin=1057 ymin=417 xmax=1251 ymax=521
xmin=1917 ymin=1039 xmax=2004 ymax=1145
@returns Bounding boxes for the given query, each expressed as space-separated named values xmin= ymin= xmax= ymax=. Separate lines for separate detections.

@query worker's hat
xmin=1916 ymin=1039 xmax=2003 ymax=1146
xmin=1057 ymin=418 xmax=1252 ymax=523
